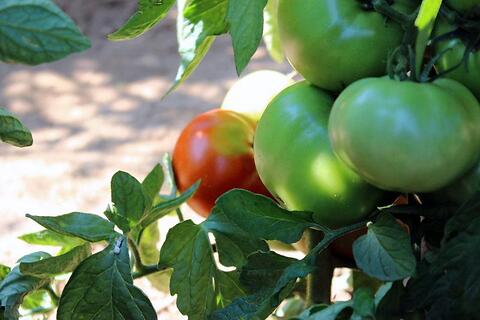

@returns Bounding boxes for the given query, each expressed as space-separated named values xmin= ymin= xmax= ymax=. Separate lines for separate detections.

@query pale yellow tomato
xmin=222 ymin=70 xmax=292 ymax=122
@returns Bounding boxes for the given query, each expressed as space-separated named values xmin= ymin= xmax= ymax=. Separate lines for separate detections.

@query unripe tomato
xmin=277 ymin=0 xmax=414 ymax=92
xmin=434 ymin=21 xmax=480 ymax=100
xmin=254 ymin=82 xmax=386 ymax=228
xmin=173 ymin=109 xmax=271 ymax=217
xmin=222 ymin=70 xmax=292 ymax=122
xmin=329 ymin=77 xmax=480 ymax=193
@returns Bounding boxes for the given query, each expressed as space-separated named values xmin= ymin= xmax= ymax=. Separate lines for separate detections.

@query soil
xmin=0 ymin=1 xmax=291 ymax=318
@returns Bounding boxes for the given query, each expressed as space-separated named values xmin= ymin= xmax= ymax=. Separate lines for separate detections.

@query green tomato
xmin=434 ymin=22 xmax=480 ymax=100
xmin=277 ymin=0 xmax=413 ymax=92
xmin=446 ymin=0 xmax=480 ymax=13
xmin=329 ymin=77 xmax=480 ymax=193
xmin=254 ymin=82 xmax=386 ymax=228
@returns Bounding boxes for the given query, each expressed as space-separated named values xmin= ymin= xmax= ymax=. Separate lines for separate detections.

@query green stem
xmin=128 ymin=237 xmax=146 ymax=273
xmin=44 ymin=285 xmax=60 ymax=305
xmin=372 ymin=0 xmax=412 ymax=27
xmin=176 ymin=208 xmax=185 ymax=222
xmin=305 ymin=229 xmax=333 ymax=306
xmin=132 ymin=264 xmax=167 ymax=279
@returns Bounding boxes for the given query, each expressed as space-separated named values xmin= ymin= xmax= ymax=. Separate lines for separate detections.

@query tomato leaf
xmin=404 ymin=197 xmax=480 ymax=319
xmin=110 ymin=171 xmax=147 ymax=230
xmin=57 ymin=237 xmax=157 ymax=320
xmin=263 ymin=0 xmax=284 ymax=63
xmin=168 ymin=0 xmax=228 ymax=94
xmin=375 ymin=282 xmax=406 ymax=320
xmin=414 ymin=0 xmax=442 ymax=79
xmin=0 ymin=265 xmax=10 ymax=282
xmin=0 ymin=252 xmax=51 ymax=319
xmin=158 ymin=219 xmax=249 ymax=320
xmin=19 ymin=243 xmax=91 ymax=278
xmin=353 ymin=213 xmax=416 ymax=281
xmin=227 ymin=0 xmax=268 ymax=75
xmin=215 ymin=189 xmax=315 ymax=244
xmin=0 ymin=108 xmax=32 ymax=147
xmin=26 ymin=212 xmax=117 ymax=243
xmin=0 ymin=0 xmax=90 ymax=65
xmin=21 ymin=289 xmax=55 ymax=315
xmin=210 ymin=259 xmax=314 ymax=319
xmin=141 ymin=163 xmax=164 ymax=210
xmin=18 ymin=229 xmax=85 ymax=255
xmin=108 ymin=0 xmax=176 ymax=41
xmin=239 ymin=251 xmax=298 ymax=293
xmin=136 ymin=180 xmax=199 ymax=231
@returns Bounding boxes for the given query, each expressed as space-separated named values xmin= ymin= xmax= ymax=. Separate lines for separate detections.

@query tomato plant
xmin=329 ymin=77 xmax=480 ymax=192
xmin=277 ymin=0 xmax=414 ymax=92
xmin=173 ymin=109 xmax=270 ymax=217
xmin=3 ymin=1 xmax=480 ymax=320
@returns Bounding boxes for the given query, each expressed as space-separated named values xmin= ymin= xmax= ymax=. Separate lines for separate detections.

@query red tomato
xmin=173 ymin=109 xmax=271 ymax=217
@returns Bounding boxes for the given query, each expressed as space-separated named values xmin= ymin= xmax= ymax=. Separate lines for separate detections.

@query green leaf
xmin=136 ymin=180 xmax=199 ymax=230
xmin=108 ymin=0 xmax=176 ymax=41
xmin=169 ymin=0 xmax=228 ymax=93
xmin=21 ymin=289 xmax=54 ymax=315
xmin=0 ymin=265 xmax=11 ymax=282
xmin=0 ymin=108 xmax=32 ymax=147
xmin=0 ymin=0 xmax=90 ymax=65
xmin=352 ymin=287 xmax=375 ymax=319
xmin=104 ymin=203 xmax=131 ymax=233
xmin=239 ymin=251 xmax=298 ymax=293
xmin=216 ymin=189 xmax=314 ymax=244
xmin=158 ymin=220 xmax=247 ymax=320
xmin=227 ymin=0 xmax=268 ymax=74
xmin=353 ymin=213 xmax=416 ymax=281
xmin=263 ymin=0 xmax=284 ymax=63
xmin=111 ymin=171 xmax=147 ymax=229
xmin=414 ymin=0 xmax=442 ymax=78
xmin=0 ymin=252 xmax=51 ymax=319
xmin=303 ymin=301 xmax=353 ymax=320
xmin=142 ymin=163 xmax=165 ymax=210
xmin=57 ymin=237 xmax=157 ymax=320
xmin=19 ymin=243 xmax=91 ymax=278
xmin=211 ymin=259 xmax=314 ymax=319
xmin=26 ymin=212 xmax=117 ymax=243
xmin=19 ymin=229 xmax=85 ymax=255
xmin=405 ymin=202 xmax=480 ymax=319
xmin=203 ymin=206 xmax=269 ymax=267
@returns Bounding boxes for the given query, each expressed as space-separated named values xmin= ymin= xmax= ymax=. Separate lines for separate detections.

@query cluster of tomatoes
xmin=172 ymin=0 xmax=480 ymax=258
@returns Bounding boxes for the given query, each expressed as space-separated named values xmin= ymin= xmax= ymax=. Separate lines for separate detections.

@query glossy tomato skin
xmin=329 ymin=77 xmax=480 ymax=193
xmin=434 ymin=21 xmax=480 ymax=100
xmin=446 ymin=0 xmax=480 ymax=13
xmin=254 ymin=82 xmax=386 ymax=228
xmin=277 ymin=0 xmax=414 ymax=92
xmin=173 ymin=109 xmax=270 ymax=217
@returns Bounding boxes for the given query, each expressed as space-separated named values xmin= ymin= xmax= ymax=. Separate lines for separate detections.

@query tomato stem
xmin=372 ymin=0 xmax=412 ymax=28
xmin=305 ymin=229 xmax=333 ymax=306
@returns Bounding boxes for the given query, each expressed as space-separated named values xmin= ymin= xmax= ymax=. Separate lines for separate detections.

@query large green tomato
xmin=446 ymin=0 xmax=480 ymax=13
xmin=277 ymin=0 xmax=413 ymax=92
xmin=254 ymin=82 xmax=386 ymax=228
xmin=329 ymin=77 xmax=480 ymax=193
xmin=434 ymin=22 xmax=480 ymax=100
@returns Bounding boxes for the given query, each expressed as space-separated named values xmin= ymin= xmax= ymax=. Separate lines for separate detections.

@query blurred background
xmin=0 ymin=1 xmax=291 ymax=318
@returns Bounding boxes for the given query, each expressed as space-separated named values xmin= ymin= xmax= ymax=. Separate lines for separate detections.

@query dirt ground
xmin=0 ymin=1 xmax=292 ymax=318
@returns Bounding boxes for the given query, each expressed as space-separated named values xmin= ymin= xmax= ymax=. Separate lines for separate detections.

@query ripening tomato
xmin=329 ymin=77 xmax=480 ymax=193
xmin=173 ymin=109 xmax=271 ymax=217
